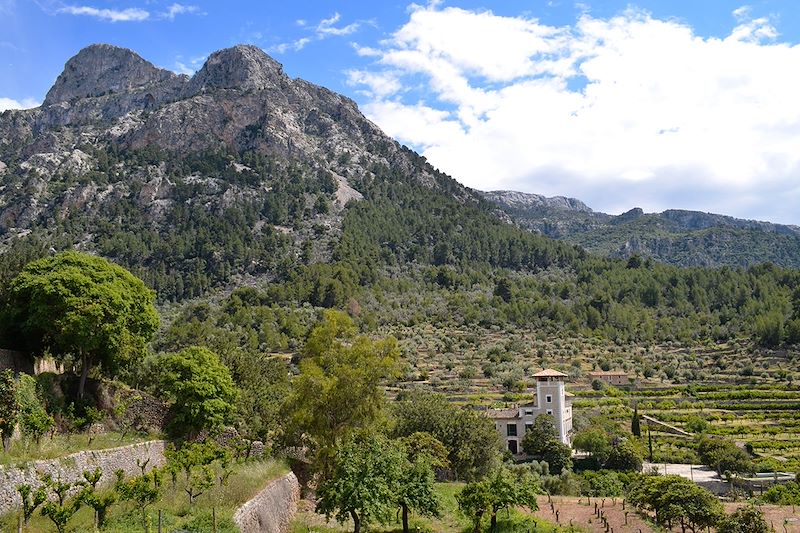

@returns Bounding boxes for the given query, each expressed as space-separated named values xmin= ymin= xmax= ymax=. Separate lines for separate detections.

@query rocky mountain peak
xmin=43 ymin=44 xmax=181 ymax=106
xmin=482 ymin=190 xmax=593 ymax=213
xmin=186 ymin=44 xmax=287 ymax=94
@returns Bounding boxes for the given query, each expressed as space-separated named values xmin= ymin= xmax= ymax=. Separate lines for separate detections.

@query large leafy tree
xmin=572 ymin=428 xmax=612 ymax=467
xmin=285 ymin=310 xmax=400 ymax=476
xmin=6 ymin=251 xmax=159 ymax=398
xmin=393 ymin=390 xmax=500 ymax=481
xmin=457 ymin=466 xmax=540 ymax=533
xmin=316 ymin=433 xmax=404 ymax=533
xmin=696 ymin=436 xmax=753 ymax=476
xmin=521 ymin=414 xmax=558 ymax=457
xmin=628 ymin=475 xmax=724 ymax=532
xmin=158 ymin=346 xmax=239 ymax=437
xmin=604 ymin=439 xmax=644 ymax=472
xmin=395 ymin=434 xmax=445 ymax=533
xmin=717 ymin=505 xmax=770 ymax=533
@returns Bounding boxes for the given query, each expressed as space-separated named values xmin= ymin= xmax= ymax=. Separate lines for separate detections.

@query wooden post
xmin=213 ymin=507 xmax=218 ymax=533
xmin=158 ymin=509 xmax=163 ymax=533
xmin=17 ymin=512 xmax=22 ymax=533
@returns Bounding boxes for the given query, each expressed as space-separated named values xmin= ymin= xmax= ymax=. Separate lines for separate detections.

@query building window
xmin=546 ymin=395 xmax=552 ymax=403
xmin=524 ymin=409 xmax=533 ymax=416
xmin=508 ymin=440 xmax=518 ymax=454
xmin=506 ymin=424 xmax=518 ymax=437
xmin=525 ymin=423 xmax=533 ymax=433
xmin=546 ymin=409 xmax=553 ymax=415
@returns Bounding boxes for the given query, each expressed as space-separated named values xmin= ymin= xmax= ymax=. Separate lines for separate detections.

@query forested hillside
xmin=483 ymin=190 xmax=800 ymax=268
xmin=0 ymin=43 xmax=799 ymax=353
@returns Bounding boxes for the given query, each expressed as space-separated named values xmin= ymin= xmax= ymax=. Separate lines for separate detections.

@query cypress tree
xmin=631 ymin=405 xmax=641 ymax=437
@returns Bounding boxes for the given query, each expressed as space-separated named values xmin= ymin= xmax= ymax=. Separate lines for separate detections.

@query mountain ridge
xmin=0 ymin=43 xmax=480 ymax=299
xmin=482 ymin=189 xmax=800 ymax=268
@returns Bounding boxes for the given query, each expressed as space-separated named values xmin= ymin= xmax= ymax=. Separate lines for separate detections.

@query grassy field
xmin=1 ymin=459 xmax=288 ymax=533
xmin=291 ymin=482 xmax=567 ymax=533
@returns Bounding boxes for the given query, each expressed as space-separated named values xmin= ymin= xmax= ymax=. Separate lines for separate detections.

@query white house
xmin=487 ymin=369 xmax=573 ymax=455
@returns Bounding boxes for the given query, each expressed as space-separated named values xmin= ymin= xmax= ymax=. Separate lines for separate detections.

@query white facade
xmin=487 ymin=369 xmax=573 ymax=456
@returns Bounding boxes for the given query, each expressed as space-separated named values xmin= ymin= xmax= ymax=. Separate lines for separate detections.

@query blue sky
xmin=2 ymin=1 xmax=800 ymax=224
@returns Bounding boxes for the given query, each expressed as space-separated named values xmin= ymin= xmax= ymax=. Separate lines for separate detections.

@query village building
xmin=588 ymin=370 xmax=635 ymax=386
xmin=487 ymin=369 xmax=573 ymax=455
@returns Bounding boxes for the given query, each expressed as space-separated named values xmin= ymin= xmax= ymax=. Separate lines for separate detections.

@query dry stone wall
xmin=234 ymin=471 xmax=300 ymax=533
xmin=0 ymin=440 xmax=166 ymax=515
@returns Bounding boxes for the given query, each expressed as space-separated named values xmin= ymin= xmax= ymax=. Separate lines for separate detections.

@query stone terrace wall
xmin=0 ymin=440 xmax=166 ymax=515
xmin=234 ymin=471 xmax=300 ymax=533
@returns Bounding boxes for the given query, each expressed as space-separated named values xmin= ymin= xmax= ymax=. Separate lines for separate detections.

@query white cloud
xmin=58 ymin=5 xmax=149 ymax=22
xmin=271 ymin=12 xmax=362 ymax=54
xmin=346 ymin=70 xmax=402 ymax=98
xmin=160 ymin=3 xmax=200 ymax=21
xmin=0 ymin=97 xmax=39 ymax=111
xmin=350 ymin=4 xmax=800 ymax=224
xmin=316 ymin=12 xmax=360 ymax=36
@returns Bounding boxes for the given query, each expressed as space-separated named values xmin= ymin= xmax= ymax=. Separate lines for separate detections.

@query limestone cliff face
xmin=0 ymin=43 xmax=448 ymax=257
xmin=186 ymin=44 xmax=288 ymax=94
xmin=43 ymin=44 xmax=183 ymax=106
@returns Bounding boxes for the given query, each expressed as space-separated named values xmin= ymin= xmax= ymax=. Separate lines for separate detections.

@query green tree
xmin=581 ymin=470 xmax=624 ymax=497
xmin=631 ymin=405 xmax=641 ymax=437
xmin=572 ymin=429 xmax=611 ymax=467
xmin=395 ymin=454 xmax=440 ymax=533
xmin=158 ymin=346 xmax=239 ymax=437
xmin=457 ymin=466 xmax=540 ymax=533
xmin=393 ymin=391 xmax=500 ymax=481
xmin=16 ymin=483 xmax=47 ymax=525
xmin=494 ymin=277 xmax=513 ymax=303
xmin=521 ymin=414 xmax=558 ymax=458
xmin=754 ymin=311 xmax=785 ymax=347
xmin=0 ymin=369 xmax=18 ymax=452
xmin=16 ymin=374 xmax=53 ymax=446
xmin=316 ymin=432 xmax=404 ymax=533
xmin=397 ymin=432 xmax=450 ymax=470
xmin=761 ymin=481 xmax=800 ymax=505
xmin=78 ymin=468 xmax=116 ymax=530
xmin=717 ymin=505 xmax=770 ymax=533
xmin=115 ymin=468 xmax=163 ymax=531
xmin=541 ymin=439 xmax=573 ymax=475
xmin=40 ymin=475 xmax=83 ymax=533
xmin=285 ymin=310 xmax=400 ymax=477
xmin=696 ymin=437 xmax=753 ymax=476
xmin=456 ymin=479 xmax=493 ymax=533
xmin=628 ymin=475 xmax=723 ymax=532
xmin=6 ymin=251 xmax=159 ymax=399
xmin=604 ymin=439 xmax=643 ymax=472
xmin=685 ymin=416 xmax=709 ymax=434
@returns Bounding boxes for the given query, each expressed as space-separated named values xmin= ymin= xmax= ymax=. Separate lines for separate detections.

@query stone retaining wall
xmin=234 ymin=472 xmax=301 ymax=533
xmin=0 ymin=440 xmax=166 ymax=515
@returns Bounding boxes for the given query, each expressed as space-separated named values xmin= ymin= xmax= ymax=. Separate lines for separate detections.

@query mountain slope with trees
xmin=0 ymin=43 xmax=799 ymax=353
xmin=482 ymin=190 xmax=800 ymax=268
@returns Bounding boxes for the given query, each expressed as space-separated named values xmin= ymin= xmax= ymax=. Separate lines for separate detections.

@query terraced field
xmin=385 ymin=324 xmax=800 ymax=471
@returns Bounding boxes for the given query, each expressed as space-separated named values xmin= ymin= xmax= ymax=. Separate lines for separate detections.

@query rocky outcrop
xmin=0 ymin=440 xmax=166 ymax=515
xmin=43 ymin=44 xmax=182 ymax=106
xmin=233 ymin=472 xmax=300 ymax=533
xmin=481 ymin=190 xmax=593 ymax=213
xmin=186 ymin=45 xmax=288 ymax=94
